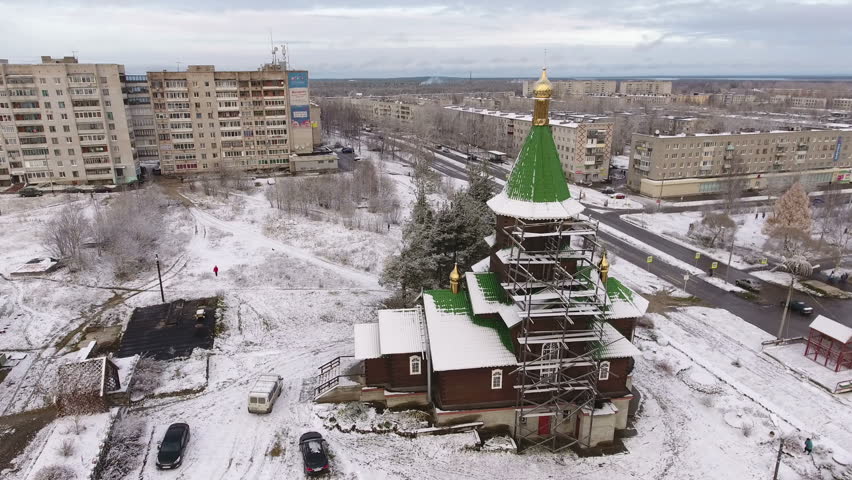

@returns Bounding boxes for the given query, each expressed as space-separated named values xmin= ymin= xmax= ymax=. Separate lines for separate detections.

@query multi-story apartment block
xmin=790 ymin=97 xmax=828 ymax=109
xmin=444 ymin=106 xmax=613 ymax=183
xmin=628 ymin=129 xmax=852 ymax=198
xmin=346 ymin=98 xmax=421 ymax=126
xmin=0 ymin=56 xmax=139 ymax=187
xmin=617 ymin=80 xmax=672 ymax=96
xmin=147 ymin=64 xmax=323 ymax=176
xmin=522 ymin=79 xmax=616 ymax=98
xmin=832 ymin=98 xmax=852 ymax=111
xmin=125 ymin=75 xmax=158 ymax=166
xmin=711 ymin=93 xmax=757 ymax=106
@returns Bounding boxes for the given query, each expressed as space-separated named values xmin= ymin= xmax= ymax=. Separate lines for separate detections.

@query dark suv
xmin=788 ymin=300 xmax=814 ymax=315
xmin=156 ymin=423 xmax=190 ymax=469
xmin=19 ymin=188 xmax=43 ymax=197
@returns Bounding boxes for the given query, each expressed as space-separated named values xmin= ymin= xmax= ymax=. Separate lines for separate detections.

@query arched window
xmin=599 ymin=361 xmax=611 ymax=381
xmin=491 ymin=369 xmax=503 ymax=390
xmin=409 ymin=355 xmax=422 ymax=375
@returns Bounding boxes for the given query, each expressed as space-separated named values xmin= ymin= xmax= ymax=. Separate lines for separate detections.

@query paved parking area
xmin=117 ymin=297 xmax=218 ymax=359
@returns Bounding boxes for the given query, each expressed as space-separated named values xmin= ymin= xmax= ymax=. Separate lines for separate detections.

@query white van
xmin=247 ymin=374 xmax=283 ymax=414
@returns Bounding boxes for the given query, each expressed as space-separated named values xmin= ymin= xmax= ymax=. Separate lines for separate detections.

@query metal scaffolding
xmin=504 ymin=216 xmax=611 ymax=452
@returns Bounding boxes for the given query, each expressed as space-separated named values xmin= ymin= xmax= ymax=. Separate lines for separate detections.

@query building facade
xmin=832 ymin=98 xmax=852 ymax=111
xmin=0 ymin=56 xmax=139 ymax=187
xmin=125 ymin=75 xmax=159 ymax=166
xmin=444 ymin=106 xmax=613 ymax=183
xmin=628 ymin=129 xmax=852 ymax=198
xmin=618 ymin=80 xmax=672 ymax=96
xmin=147 ymin=65 xmax=317 ymax=175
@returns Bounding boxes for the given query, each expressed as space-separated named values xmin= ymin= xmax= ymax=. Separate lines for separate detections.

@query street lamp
xmin=775 ymin=255 xmax=815 ymax=339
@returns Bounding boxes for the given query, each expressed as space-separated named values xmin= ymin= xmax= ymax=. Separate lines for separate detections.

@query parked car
xmin=93 ymin=186 xmax=112 ymax=193
xmin=247 ymin=374 xmax=283 ymax=414
xmin=735 ymin=278 xmax=762 ymax=292
xmin=341 ymin=147 xmax=354 ymax=154
xmin=18 ymin=188 xmax=43 ymax=197
xmin=156 ymin=423 xmax=190 ymax=470
xmin=353 ymin=155 xmax=361 ymax=161
xmin=64 ymin=187 xmax=83 ymax=193
xmin=788 ymin=300 xmax=814 ymax=315
xmin=153 ymin=166 xmax=162 ymax=175
xmin=811 ymin=197 xmax=825 ymax=206
xmin=601 ymin=187 xmax=615 ymax=195
xmin=610 ymin=193 xmax=626 ymax=199
xmin=299 ymin=432 xmax=330 ymax=475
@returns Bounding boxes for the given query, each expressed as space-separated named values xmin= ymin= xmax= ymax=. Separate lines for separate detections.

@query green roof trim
xmin=505 ymin=125 xmax=572 ymax=203
xmin=607 ymin=276 xmax=635 ymax=302
xmin=427 ymin=289 xmax=515 ymax=354
xmin=473 ymin=273 xmax=513 ymax=305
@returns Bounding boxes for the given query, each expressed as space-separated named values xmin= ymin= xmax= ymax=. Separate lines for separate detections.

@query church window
xmin=409 ymin=355 xmax=421 ymax=375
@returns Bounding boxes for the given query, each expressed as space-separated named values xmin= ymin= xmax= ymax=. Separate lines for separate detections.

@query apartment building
xmin=791 ymin=97 xmax=828 ymax=109
xmin=444 ymin=106 xmax=613 ymax=183
xmin=147 ymin=64 xmax=319 ymax=175
xmin=711 ymin=93 xmax=757 ymax=106
xmin=0 ymin=56 xmax=139 ymax=187
xmin=618 ymin=80 xmax=672 ymax=96
xmin=628 ymin=129 xmax=852 ymax=198
xmin=522 ymin=79 xmax=617 ymax=98
xmin=832 ymin=98 xmax=852 ymax=111
xmin=672 ymin=93 xmax=711 ymax=106
xmin=345 ymin=97 xmax=421 ymax=126
xmin=125 ymin=75 xmax=158 ymax=165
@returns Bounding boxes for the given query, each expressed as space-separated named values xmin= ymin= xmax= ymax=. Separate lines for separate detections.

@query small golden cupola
xmin=532 ymin=68 xmax=552 ymax=126
xmin=449 ymin=263 xmax=461 ymax=294
xmin=598 ymin=251 xmax=610 ymax=284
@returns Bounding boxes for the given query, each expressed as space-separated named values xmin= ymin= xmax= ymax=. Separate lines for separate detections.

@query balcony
xmin=217 ymin=105 xmax=240 ymax=111
xmin=700 ymin=164 xmax=713 ymax=171
xmin=81 ymin=146 xmax=109 ymax=155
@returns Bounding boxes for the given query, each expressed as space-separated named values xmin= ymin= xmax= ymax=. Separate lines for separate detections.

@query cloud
xmin=0 ymin=0 xmax=848 ymax=76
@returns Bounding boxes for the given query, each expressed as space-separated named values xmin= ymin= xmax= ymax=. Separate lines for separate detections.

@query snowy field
xmin=2 ymin=164 xmax=851 ymax=479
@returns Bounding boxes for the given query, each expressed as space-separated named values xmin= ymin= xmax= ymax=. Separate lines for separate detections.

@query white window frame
xmin=409 ymin=355 xmax=421 ymax=376
xmin=598 ymin=361 xmax=611 ymax=381
xmin=491 ymin=369 xmax=503 ymax=390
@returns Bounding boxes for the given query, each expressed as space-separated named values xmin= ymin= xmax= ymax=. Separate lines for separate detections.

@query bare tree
xmin=688 ymin=212 xmax=737 ymax=248
xmin=33 ymin=465 xmax=75 ymax=480
xmin=763 ymin=182 xmax=814 ymax=256
xmin=42 ymin=205 xmax=89 ymax=268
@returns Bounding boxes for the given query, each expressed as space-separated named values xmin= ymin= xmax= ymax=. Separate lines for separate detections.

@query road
xmin=376 ymin=132 xmax=849 ymax=338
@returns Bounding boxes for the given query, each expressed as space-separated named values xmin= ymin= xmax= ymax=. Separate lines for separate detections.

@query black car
xmin=64 ymin=187 xmax=83 ymax=194
xmin=341 ymin=147 xmax=354 ymax=154
xmin=788 ymin=300 xmax=814 ymax=315
xmin=18 ymin=188 xmax=43 ymax=197
xmin=735 ymin=278 xmax=761 ymax=292
xmin=299 ymin=431 xmax=330 ymax=475
xmin=93 ymin=186 xmax=112 ymax=193
xmin=601 ymin=187 xmax=615 ymax=195
xmin=156 ymin=423 xmax=190 ymax=470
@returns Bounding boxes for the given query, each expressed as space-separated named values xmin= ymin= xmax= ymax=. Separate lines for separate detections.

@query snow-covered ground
xmin=571 ymin=185 xmax=643 ymax=210
xmin=621 ymin=210 xmax=773 ymax=270
xmin=17 ymin=411 xmax=113 ymax=480
xmin=3 ymin=162 xmax=852 ymax=479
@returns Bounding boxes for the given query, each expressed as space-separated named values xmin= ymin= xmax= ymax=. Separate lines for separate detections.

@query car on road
xmin=811 ymin=197 xmax=825 ymax=206
xmin=788 ymin=300 xmax=814 ymax=315
xmin=341 ymin=147 xmax=354 ymax=154
xmin=601 ymin=187 xmax=615 ymax=194
xmin=18 ymin=188 xmax=43 ymax=197
xmin=93 ymin=186 xmax=112 ymax=193
xmin=609 ymin=193 xmax=626 ymax=199
xmin=735 ymin=278 xmax=762 ymax=292
xmin=299 ymin=431 xmax=330 ymax=475
xmin=156 ymin=423 xmax=190 ymax=470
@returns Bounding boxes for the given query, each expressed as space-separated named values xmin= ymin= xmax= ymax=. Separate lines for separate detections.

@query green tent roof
xmin=504 ymin=125 xmax=571 ymax=203
xmin=427 ymin=289 xmax=515 ymax=354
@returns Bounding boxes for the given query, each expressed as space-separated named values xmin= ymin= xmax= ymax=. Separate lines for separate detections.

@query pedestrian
xmin=213 ymin=265 xmax=219 ymax=277
xmin=804 ymin=438 xmax=813 ymax=455
xmin=387 ymin=223 xmax=390 ymax=231
xmin=709 ymin=267 xmax=714 ymax=277
xmin=762 ymin=211 xmax=766 ymax=219
xmin=755 ymin=212 xmax=758 ymax=219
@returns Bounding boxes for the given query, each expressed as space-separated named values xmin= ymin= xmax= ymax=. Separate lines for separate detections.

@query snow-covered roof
xmin=809 ymin=315 xmax=852 ymax=344
xmin=378 ymin=308 xmax=426 ymax=355
xmin=606 ymin=277 xmax=649 ymax=320
xmin=465 ymin=272 xmax=522 ymax=328
xmin=12 ymin=257 xmax=59 ymax=274
xmin=488 ymin=191 xmax=585 ymax=220
xmin=484 ymin=233 xmax=496 ymax=248
xmin=354 ymin=323 xmax=381 ymax=359
xmin=599 ymin=323 xmax=642 ymax=359
xmin=423 ymin=290 xmax=518 ymax=372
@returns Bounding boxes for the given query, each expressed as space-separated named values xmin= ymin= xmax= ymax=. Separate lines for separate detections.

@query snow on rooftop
xmin=423 ymin=291 xmax=517 ymax=372
xmin=465 ymin=272 xmax=522 ymax=329
xmin=354 ymin=323 xmax=381 ymax=359
xmin=487 ymin=191 xmax=585 ymax=221
xmin=470 ymin=256 xmax=490 ymax=273
xmin=809 ymin=315 xmax=852 ymax=344
xmin=606 ymin=277 xmax=650 ymax=320
xmin=599 ymin=323 xmax=641 ymax=359
xmin=378 ymin=308 xmax=426 ymax=355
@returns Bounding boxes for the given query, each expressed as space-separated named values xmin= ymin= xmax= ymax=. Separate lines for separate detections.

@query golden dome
xmin=449 ymin=263 xmax=461 ymax=282
xmin=533 ymin=68 xmax=553 ymax=99
xmin=598 ymin=251 xmax=610 ymax=283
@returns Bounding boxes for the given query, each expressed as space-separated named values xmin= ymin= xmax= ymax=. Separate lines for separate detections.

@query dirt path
xmin=0 ymin=407 xmax=57 ymax=471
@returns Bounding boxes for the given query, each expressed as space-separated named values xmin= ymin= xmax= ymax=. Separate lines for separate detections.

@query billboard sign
xmin=289 ymin=87 xmax=309 ymax=105
xmin=290 ymin=105 xmax=311 ymax=128
xmin=288 ymin=72 xmax=308 ymax=89
xmin=834 ymin=137 xmax=843 ymax=162
xmin=837 ymin=170 xmax=851 ymax=183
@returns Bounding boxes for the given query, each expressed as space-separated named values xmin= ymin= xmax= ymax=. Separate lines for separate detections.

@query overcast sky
xmin=3 ymin=0 xmax=851 ymax=78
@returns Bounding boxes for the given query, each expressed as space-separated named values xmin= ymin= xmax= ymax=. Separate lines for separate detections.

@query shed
xmin=804 ymin=315 xmax=852 ymax=372
xmin=54 ymin=356 xmax=121 ymax=415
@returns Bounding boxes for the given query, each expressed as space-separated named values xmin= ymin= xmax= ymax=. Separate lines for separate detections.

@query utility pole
xmin=725 ymin=230 xmax=735 ymax=285
xmin=772 ymin=436 xmax=783 ymax=480
xmin=155 ymin=254 xmax=165 ymax=303
xmin=777 ymin=275 xmax=794 ymax=339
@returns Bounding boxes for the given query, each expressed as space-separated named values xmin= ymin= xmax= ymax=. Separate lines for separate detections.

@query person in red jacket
xmin=213 ymin=265 xmax=219 ymax=277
